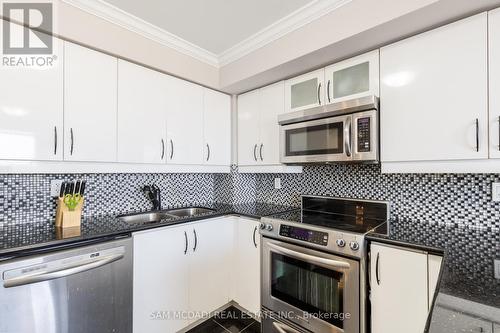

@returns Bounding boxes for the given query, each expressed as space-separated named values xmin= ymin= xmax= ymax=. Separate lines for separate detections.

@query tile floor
xmin=186 ymin=306 xmax=260 ymax=333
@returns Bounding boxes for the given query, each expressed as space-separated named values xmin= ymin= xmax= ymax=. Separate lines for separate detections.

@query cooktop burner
xmin=266 ymin=196 xmax=388 ymax=234
xmin=268 ymin=209 xmax=386 ymax=234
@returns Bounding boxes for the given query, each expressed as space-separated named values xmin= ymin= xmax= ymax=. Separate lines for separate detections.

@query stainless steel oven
xmin=261 ymin=237 xmax=360 ymax=333
xmin=279 ymin=95 xmax=378 ymax=164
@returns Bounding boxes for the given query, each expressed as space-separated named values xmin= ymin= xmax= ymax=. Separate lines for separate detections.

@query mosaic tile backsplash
xmin=0 ymin=164 xmax=499 ymax=277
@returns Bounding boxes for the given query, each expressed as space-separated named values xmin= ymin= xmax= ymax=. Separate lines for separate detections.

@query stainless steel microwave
xmin=279 ymin=96 xmax=379 ymax=164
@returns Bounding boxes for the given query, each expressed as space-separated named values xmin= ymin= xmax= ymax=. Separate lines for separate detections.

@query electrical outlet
xmin=495 ymin=259 xmax=500 ymax=280
xmin=274 ymin=178 xmax=282 ymax=189
xmin=50 ymin=180 xmax=64 ymax=197
xmin=492 ymin=183 xmax=500 ymax=202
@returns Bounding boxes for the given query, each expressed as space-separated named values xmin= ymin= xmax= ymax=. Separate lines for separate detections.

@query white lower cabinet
xmin=495 ymin=323 xmax=500 ymax=332
xmin=370 ymin=243 xmax=442 ymax=333
xmin=133 ymin=216 xmax=260 ymax=333
xmin=233 ymin=217 xmax=261 ymax=315
xmin=133 ymin=224 xmax=190 ymax=333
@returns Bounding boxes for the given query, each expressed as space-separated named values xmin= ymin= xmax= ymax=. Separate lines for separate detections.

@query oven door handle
xmin=268 ymin=243 xmax=350 ymax=269
xmin=272 ymin=321 xmax=301 ymax=333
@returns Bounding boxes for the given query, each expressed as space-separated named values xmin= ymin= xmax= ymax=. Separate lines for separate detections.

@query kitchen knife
xmin=66 ymin=182 xmax=74 ymax=195
xmin=59 ymin=182 xmax=66 ymax=198
xmin=79 ymin=180 xmax=86 ymax=196
xmin=74 ymin=180 xmax=81 ymax=195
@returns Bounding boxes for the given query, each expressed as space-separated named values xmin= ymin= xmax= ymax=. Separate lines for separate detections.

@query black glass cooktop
xmin=268 ymin=196 xmax=388 ymax=234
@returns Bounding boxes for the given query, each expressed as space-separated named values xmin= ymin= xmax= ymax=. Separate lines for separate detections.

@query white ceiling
xmin=102 ymin=0 xmax=314 ymax=55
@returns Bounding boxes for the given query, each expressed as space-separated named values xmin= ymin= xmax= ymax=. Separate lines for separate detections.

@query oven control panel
xmin=279 ymin=225 xmax=328 ymax=246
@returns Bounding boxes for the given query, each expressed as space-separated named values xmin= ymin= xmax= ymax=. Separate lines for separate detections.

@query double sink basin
xmin=118 ymin=207 xmax=215 ymax=224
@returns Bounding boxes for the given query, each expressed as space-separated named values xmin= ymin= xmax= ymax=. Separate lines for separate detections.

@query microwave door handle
xmin=267 ymin=243 xmax=350 ymax=269
xmin=344 ymin=116 xmax=352 ymax=157
xmin=273 ymin=322 xmax=301 ymax=333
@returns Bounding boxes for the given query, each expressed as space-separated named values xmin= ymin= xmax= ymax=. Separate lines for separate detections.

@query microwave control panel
xmin=279 ymin=225 xmax=328 ymax=246
xmin=357 ymin=117 xmax=371 ymax=152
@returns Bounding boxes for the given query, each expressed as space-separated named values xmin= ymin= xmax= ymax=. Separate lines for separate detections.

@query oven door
xmin=280 ymin=115 xmax=352 ymax=164
xmin=262 ymin=238 xmax=359 ymax=333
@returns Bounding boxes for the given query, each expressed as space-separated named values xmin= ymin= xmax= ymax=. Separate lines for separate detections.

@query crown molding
xmin=62 ymin=0 xmax=351 ymax=68
xmin=218 ymin=0 xmax=351 ymax=66
xmin=62 ymin=0 xmax=219 ymax=67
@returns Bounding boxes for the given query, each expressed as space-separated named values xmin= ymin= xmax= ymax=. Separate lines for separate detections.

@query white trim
xmin=218 ymin=0 xmax=351 ymax=66
xmin=61 ymin=0 xmax=219 ymax=67
xmin=381 ymin=160 xmax=500 ymax=174
xmin=62 ymin=0 xmax=351 ymax=68
xmin=0 ymin=160 xmax=231 ymax=174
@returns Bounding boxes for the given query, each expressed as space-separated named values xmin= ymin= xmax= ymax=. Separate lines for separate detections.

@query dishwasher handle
xmin=3 ymin=252 xmax=124 ymax=288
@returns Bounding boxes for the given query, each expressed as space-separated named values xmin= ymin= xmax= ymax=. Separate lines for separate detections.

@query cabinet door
xmin=167 ymin=79 xmax=204 ymax=165
xmin=203 ymin=89 xmax=231 ymax=166
xmin=133 ymin=226 xmax=190 ymax=333
xmin=489 ymin=8 xmax=500 ymax=159
xmin=370 ymin=243 xmax=428 ymax=333
xmin=237 ymin=89 xmax=261 ymax=166
xmin=325 ymin=50 xmax=379 ymax=104
xmin=380 ymin=13 xmax=488 ymax=162
xmin=117 ymin=60 xmax=167 ymax=164
xmin=64 ymin=42 xmax=117 ymax=162
xmin=0 ymin=35 xmax=63 ymax=161
xmin=260 ymin=81 xmax=284 ymax=165
xmin=234 ymin=218 xmax=261 ymax=314
xmin=284 ymin=69 xmax=324 ymax=113
xmin=495 ymin=323 xmax=500 ymax=332
xmin=189 ymin=218 xmax=234 ymax=315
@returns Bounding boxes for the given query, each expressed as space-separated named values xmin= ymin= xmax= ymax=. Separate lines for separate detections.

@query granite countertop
xmin=0 ymin=202 xmax=296 ymax=260
xmin=367 ymin=220 xmax=500 ymax=333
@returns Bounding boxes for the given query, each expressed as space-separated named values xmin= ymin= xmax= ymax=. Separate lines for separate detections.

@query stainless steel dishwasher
xmin=0 ymin=236 xmax=133 ymax=333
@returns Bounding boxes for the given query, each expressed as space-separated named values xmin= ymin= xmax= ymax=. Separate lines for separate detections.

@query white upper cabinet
xmin=238 ymin=81 xmax=285 ymax=166
xmin=117 ymin=60 xmax=168 ymax=164
xmin=259 ymin=82 xmax=284 ymax=165
xmin=285 ymin=69 xmax=324 ymax=113
xmin=489 ymin=8 xmax=500 ymax=159
xmin=380 ymin=13 xmax=488 ymax=163
xmin=324 ymin=50 xmax=379 ymax=104
xmin=166 ymin=79 xmax=204 ymax=165
xmin=238 ymin=89 xmax=261 ymax=166
xmin=0 ymin=34 xmax=63 ymax=161
xmin=203 ymin=89 xmax=231 ymax=166
xmin=64 ymin=42 xmax=117 ymax=162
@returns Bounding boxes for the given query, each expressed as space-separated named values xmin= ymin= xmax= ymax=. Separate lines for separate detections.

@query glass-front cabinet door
xmin=285 ymin=69 xmax=325 ymax=113
xmin=324 ymin=50 xmax=379 ymax=104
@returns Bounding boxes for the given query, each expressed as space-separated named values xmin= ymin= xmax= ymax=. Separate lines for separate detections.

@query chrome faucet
xmin=142 ymin=184 xmax=161 ymax=210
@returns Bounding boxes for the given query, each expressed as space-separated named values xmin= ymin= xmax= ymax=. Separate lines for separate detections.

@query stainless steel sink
xmin=117 ymin=207 xmax=215 ymax=224
xmin=164 ymin=207 xmax=215 ymax=218
xmin=117 ymin=211 xmax=174 ymax=224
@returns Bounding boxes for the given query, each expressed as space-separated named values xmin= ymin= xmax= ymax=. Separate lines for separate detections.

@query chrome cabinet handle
xmin=253 ymin=144 xmax=258 ymax=161
xmin=475 ymin=118 xmax=479 ymax=152
xmin=206 ymin=144 xmax=210 ymax=161
xmin=170 ymin=139 xmax=174 ymax=160
xmin=252 ymin=226 xmax=258 ymax=248
xmin=317 ymin=82 xmax=322 ymax=105
xmin=327 ymin=79 xmax=331 ymax=103
xmin=272 ymin=321 xmax=300 ymax=333
xmin=53 ymin=126 xmax=57 ymax=155
xmin=268 ymin=243 xmax=350 ymax=269
xmin=344 ymin=117 xmax=352 ymax=157
xmin=259 ymin=143 xmax=264 ymax=161
xmin=193 ymin=229 xmax=198 ymax=252
xmin=184 ymin=231 xmax=188 ymax=255
xmin=375 ymin=252 xmax=380 ymax=285
xmin=70 ymin=128 xmax=74 ymax=155
xmin=161 ymin=139 xmax=165 ymax=160
xmin=3 ymin=253 xmax=124 ymax=288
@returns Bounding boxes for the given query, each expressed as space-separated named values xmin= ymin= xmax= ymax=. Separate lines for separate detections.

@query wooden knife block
xmin=55 ymin=197 xmax=84 ymax=228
